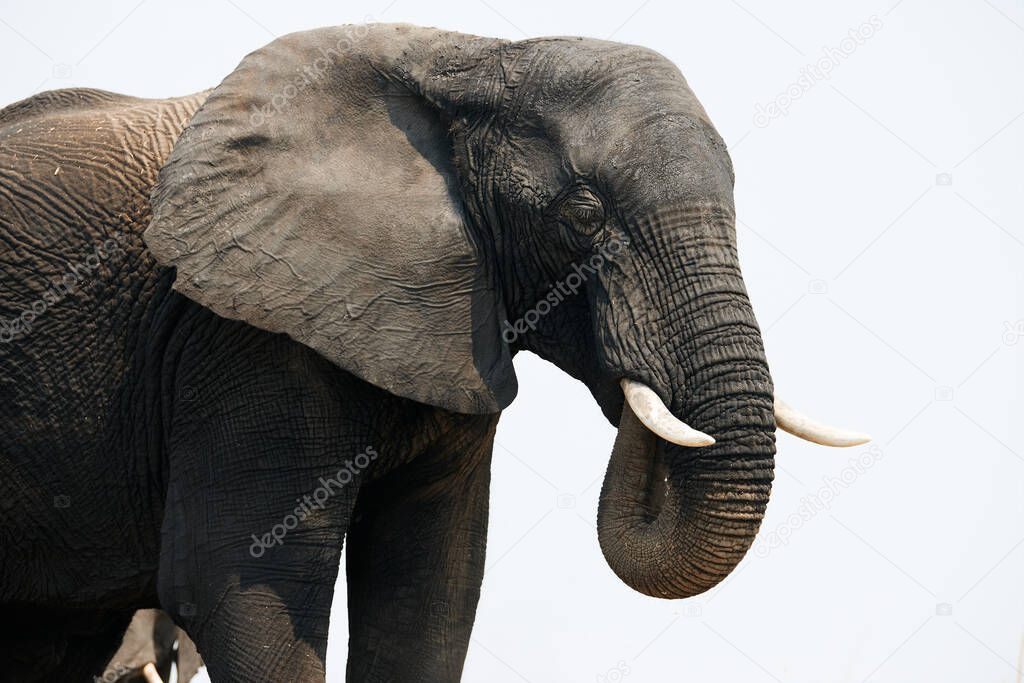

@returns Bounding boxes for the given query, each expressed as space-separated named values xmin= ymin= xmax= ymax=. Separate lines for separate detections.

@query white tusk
xmin=774 ymin=397 xmax=871 ymax=447
xmin=142 ymin=662 xmax=164 ymax=683
xmin=620 ymin=379 xmax=715 ymax=447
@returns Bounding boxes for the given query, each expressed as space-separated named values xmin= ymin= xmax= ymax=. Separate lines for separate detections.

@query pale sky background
xmin=1 ymin=1 xmax=1021 ymax=681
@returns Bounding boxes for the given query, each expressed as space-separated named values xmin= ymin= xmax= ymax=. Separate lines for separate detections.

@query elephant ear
xmin=145 ymin=25 xmax=516 ymax=414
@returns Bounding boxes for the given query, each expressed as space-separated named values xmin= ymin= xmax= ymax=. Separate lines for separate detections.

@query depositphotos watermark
xmin=249 ymin=446 xmax=378 ymax=557
xmin=501 ymin=237 xmax=627 ymax=344
xmin=0 ymin=232 xmax=129 ymax=344
xmin=93 ymin=662 xmax=130 ymax=683
xmin=1002 ymin=320 xmax=1024 ymax=346
xmin=596 ymin=660 xmax=631 ymax=683
xmin=249 ymin=20 xmax=374 ymax=127
xmin=754 ymin=444 xmax=883 ymax=557
xmin=753 ymin=15 xmax=883 ymax=128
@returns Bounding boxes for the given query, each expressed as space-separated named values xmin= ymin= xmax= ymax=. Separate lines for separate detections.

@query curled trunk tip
xmin=597 ymin=400 xmax=773 ymax=599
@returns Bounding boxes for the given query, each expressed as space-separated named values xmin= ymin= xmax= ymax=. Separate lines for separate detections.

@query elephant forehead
xmin=502 ymin=37 xmax=710 ymax=127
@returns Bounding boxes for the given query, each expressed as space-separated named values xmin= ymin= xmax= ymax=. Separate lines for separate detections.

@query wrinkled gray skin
xmin=99 ymin=609 xmax=201 ymax=683
xmin=0 ymin=24 xmax=774 ymax=682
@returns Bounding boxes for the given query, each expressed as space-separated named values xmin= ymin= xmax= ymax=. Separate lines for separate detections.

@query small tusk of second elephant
xmin=142 ymin=662 xmax=164 ymax=683
xmin=620 ymin=379 xmax=871 ymax=448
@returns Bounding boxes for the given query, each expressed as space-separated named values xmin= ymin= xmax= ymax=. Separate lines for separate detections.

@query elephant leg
xmin=157 ymin=426 xmax=361 ymax=683
xmin=345 ymin=415 xmax=497 ymax=682
xmin=174 ymin=628 xmax=203 ymax=683
xmin=156 ymin=334 xmax=372 ymax=682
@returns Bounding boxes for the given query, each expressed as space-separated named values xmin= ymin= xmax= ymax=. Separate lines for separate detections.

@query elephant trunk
xmin=595 ymin=204 xmax=776 ymax=598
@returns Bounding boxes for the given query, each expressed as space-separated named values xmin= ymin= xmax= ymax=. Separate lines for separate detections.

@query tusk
xmin=620 ymin=379 xmax=715 ymax=447
xmin=142 ymin=662 xmax=164 ymax=683
xmin=774 ymin=397 xmax=871 ymax=447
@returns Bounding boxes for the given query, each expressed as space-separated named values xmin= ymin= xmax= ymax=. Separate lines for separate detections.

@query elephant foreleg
xmin=156 ymin=332 xmax=371 ymax=682
xmin=345 ymin=415 xmax=497 ymax=683
xmin=158 ymin=426 xmax=361 ymax=683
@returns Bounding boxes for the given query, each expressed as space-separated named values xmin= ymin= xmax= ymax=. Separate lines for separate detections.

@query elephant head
xmin=145 ymin=24 xmax=867 ymax=599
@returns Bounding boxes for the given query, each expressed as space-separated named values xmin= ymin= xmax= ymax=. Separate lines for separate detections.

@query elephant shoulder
xmin=0 ymin=88 xmax=130 ymax=126
xmin=0 ymin=89 xmax=209 ymax=242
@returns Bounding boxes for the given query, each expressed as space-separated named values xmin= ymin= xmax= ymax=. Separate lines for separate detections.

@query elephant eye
xmin=557 ymin=188 xmax=606 ymax=233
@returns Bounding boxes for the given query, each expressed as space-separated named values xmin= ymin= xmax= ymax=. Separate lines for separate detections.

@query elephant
xmin=0 ymin=23 xmax=868 ymax=682
xmin=98 ymin=609 xmax=202 ymax=683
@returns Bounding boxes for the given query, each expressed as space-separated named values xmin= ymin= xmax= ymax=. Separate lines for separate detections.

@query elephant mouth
xmin=619 ymin=377 xmax=870 ymax=449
